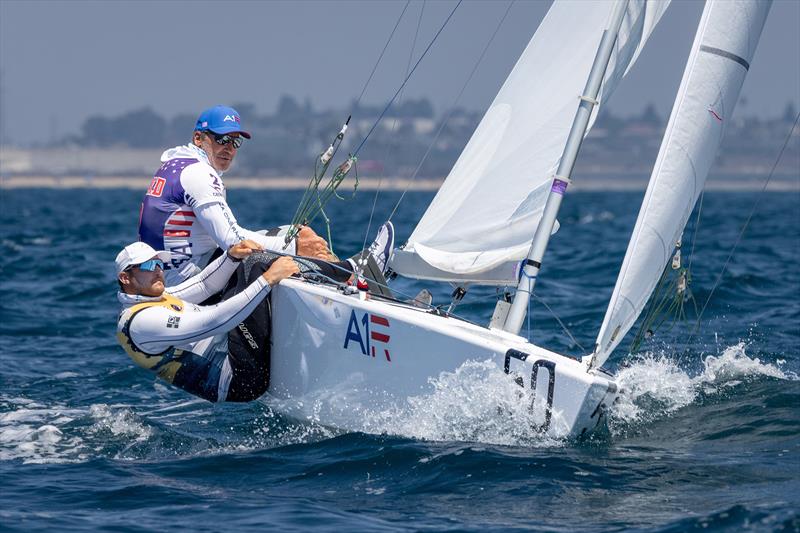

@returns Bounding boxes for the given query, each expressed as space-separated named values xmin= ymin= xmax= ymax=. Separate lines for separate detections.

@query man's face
xmin=118 ymin=257 xmax=166 ymax=297
xmin=194 ymin=131 xmax=241 ymax=173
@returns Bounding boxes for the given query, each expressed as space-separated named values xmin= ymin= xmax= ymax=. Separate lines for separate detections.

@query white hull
xmin=267 ymin=279 xmax=617 ymax=439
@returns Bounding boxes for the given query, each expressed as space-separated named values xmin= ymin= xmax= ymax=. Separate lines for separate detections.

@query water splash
xmin=272 ymin=343 xmax=793 ymax=447
xmin=360 ymin=360 xmax=566 ymax=447
xmin=88 ymin=404 xmax=153 ymax=442
xmin=250 ymin=405 xmax=340 ymax=447
xmin=609 ymin=342 xmax=795 ymax=433
xmin=3 ymin=343 xmax=791 ymax=462
xmin=700 ymin=342 xmax=793 ymax=382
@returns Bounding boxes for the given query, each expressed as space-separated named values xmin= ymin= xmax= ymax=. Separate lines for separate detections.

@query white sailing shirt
xmin=117 ymin=253 xmax=271 ymax=360
xmin=137 ymin=144 xmax=294 ymax=285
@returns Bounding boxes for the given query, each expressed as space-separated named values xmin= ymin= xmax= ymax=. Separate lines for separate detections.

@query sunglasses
xmin=126 ymin=259 xmax=165 ymax=272
xmin=207 ymin=131 xmax=244 ymax=149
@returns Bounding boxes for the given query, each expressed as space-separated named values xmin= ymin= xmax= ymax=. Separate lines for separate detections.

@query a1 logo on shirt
xmin=147 ymin=177 xmax=167 ymax=197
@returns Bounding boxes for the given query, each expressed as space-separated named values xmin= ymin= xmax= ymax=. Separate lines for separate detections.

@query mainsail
xmin=591 ymin=0 xmax=772 ymax=368
xmin=389 ymin=0 xmax=670 ymax=284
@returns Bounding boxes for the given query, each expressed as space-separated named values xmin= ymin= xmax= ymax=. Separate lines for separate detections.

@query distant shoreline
xmin=1 ymin=175 xmax=797 ymax=192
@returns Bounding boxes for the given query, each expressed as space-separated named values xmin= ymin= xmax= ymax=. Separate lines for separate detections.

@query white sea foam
xmin=578 ymin=210 xmax=615 ymax=224
xmin=1 ymin=239 xmax=24 ymax=252
xmin=0 ymin=401 xmax=87 ymax=464
xmin=0 ymin=399 xmax=155 ymax=463
xmin=357 ymin=360 xmax=566 ymax=447
xmin=291 ymin=343 xmax=793 ymax=446
xmin=609 ymin=342 xmax=795 ymax=430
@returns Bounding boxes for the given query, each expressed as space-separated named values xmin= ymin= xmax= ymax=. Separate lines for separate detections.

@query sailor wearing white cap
xmin=115 ymin=240 xmax=300 ymax=402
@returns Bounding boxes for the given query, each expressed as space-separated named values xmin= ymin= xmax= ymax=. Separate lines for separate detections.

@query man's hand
xmin=262 ymin=256 xmax=300 ymax=287
xmin=295 ymin=226 xmax=333 ymax=260
xmin=228 ymin=239 xmax=264 ymax=260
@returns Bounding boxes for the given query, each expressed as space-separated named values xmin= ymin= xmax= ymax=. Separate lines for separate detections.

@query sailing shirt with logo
xmin=138 ymin=144 xmax=294 ymax=285
xmin=116 ymin=252 xmax=272 ymax=401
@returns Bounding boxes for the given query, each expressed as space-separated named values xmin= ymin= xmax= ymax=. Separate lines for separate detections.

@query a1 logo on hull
xmin=343 ymin=310 xmax=392 ymax=362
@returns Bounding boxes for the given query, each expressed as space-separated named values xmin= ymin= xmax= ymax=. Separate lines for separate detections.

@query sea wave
xmin=0 ymin=397 xmax=88 ymax=464
xmin=609 ymin=341 xmax=796 ymax=434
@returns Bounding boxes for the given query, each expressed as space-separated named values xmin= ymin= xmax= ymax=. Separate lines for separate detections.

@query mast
xmin=503 ymin=0 xmax=631 ymax=335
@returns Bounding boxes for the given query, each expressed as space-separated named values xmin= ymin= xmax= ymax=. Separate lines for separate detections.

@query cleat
xmin=408 ymin=289 xmax=432 ymax=308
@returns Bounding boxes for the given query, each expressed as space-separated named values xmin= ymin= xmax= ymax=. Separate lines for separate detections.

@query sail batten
xmin=591 ymin=0 xmax=772 ymax=369
xmin=389 ymin=0 xmax=671 ymax=284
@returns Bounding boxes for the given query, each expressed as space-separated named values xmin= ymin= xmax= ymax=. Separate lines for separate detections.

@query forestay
xmin=389 ymin=0 xmax=670 ymax=284
xmin=591 ymin=0 xmax=772 ymax=368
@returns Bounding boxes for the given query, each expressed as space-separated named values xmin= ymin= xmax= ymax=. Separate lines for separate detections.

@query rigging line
xmin=355 ymin=0 xmax=411 ymax=107
xmin=687 ymin=110 xmax=800 ymax=341
xmin=289 ymin=115 xmax=352 ymax=235
xmin=287 ymin=252 xmax=428 ymax=305
xmin=386 ymin=0 xmax=515 ymax=222
xmin=453 ymin=285 xmax=587 ymax=354
xmin=687 ymin=190 xmax=705 ymax=273
xmin=532 ymin=294 xmax=588 ymax=353
xmin=290 ymin=2 xmax=411 ymax=240
xmin=527 ymin=290 xmax=532 ymax=340
xmin=352 ymin=0 xmax=463 ymax=157
xmin=360 ymin=0 xmax=427 ymax=258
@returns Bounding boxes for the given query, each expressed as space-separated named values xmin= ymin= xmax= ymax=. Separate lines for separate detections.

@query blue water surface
xmin=1 ymin=186 xmax=798 ymax=532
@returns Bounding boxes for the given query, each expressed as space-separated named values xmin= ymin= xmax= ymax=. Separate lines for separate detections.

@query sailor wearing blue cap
xmin=192 ymin=105 xmax=251 ymax=173
xmin=136 ymin=105 xmax=332 ymax=285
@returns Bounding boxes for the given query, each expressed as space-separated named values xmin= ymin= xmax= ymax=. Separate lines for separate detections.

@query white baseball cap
xmin=115 ymin=242 xmax=171 ymax=275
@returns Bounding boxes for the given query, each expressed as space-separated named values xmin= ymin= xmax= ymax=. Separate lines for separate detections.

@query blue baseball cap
xmin=194 ymin=105 xmax=251 ymax=139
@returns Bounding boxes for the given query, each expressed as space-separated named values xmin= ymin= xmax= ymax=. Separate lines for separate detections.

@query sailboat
xmin=264 ymin=0 xmax=772 ymax=438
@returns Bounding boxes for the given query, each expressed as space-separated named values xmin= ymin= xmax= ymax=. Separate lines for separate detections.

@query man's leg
xmin=219 ymin=253 xmax=354 ymax=401
xmin=222 ymin=258 xmax=274 ymax=402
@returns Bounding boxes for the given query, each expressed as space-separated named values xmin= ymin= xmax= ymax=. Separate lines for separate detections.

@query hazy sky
xmin=1 ymin=0 xmax=798 ymax=145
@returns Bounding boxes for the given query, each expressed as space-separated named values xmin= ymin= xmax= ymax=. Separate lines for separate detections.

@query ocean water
xmin=1 ymin=186 xmax=798 ymax=532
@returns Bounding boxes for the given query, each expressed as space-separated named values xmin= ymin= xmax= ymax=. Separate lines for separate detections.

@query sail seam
xmin=699 ymin=45 xmax=750 ymax=71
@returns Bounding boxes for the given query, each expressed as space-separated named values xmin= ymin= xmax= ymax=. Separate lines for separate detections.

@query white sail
xmin=389 ymin=0 xmax=670 ymax=284
xmin=591 ymin=0 xmax=772 ymax=368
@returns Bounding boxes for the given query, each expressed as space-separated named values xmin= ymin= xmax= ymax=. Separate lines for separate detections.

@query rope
xmin=286 ymin=120 xmax=351 ymax=245
xmin=288 ymin=1 xmax=457 ymax=258
xmin=352 ymin=0 xmax=463 ymax=157
xmin=354 ymin=1 xmax=411 ymax=107
xmin=287 ymin=145 xmax=357 ymax=252
xmin=687 ymin=190 xmax=705 ymax=273
xmin=531 ymin=294 xmax=588 ymax=353
xmin=286 ymin=1 xmax=411 ymax=251
xmin=630 ymin=188 xmax=705 ymax=353
xmin=687 ymin=110 xmax=800 ymax=342
xmin=359 ymin=1 xmax=427 ymax=263
xmin=630 ymin=267 xmax=696 ymax=353
xmin=387 ymin=0 xmax=516 ymax=223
